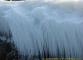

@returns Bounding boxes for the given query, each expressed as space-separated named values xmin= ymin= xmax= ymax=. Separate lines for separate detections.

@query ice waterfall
xmin=0 ymin=0 xmax=83 ymax=59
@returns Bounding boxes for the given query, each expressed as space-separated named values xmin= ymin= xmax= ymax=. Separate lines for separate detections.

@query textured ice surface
xmin=0 ymin=0 xmax=83 ymax=59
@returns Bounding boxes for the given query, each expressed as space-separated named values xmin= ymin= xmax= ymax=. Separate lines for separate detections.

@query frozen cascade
xmin=0 ymin=0 xmax=83 ymax=59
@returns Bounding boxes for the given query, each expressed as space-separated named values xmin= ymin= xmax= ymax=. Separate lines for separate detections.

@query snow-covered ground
xmin=0 ymin=0 xmax=83 ymax=59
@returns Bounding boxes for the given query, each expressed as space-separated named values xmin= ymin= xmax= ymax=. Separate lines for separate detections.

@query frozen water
xmin=0 ymin=0 xmax=83 ymax=59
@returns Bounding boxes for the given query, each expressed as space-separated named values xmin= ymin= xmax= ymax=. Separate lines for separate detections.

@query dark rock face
xmin=0 ymin=39 xmax=19 ymax=60
xmin=0 ymin=41 xmax=11 ymax=60
xmin=0 ymin=32 xmax=19 ymax=60
xmin=0 ymin=32 xmax=27 ymax=60
xmin=0 ymin=41 xmax=8 ymax=60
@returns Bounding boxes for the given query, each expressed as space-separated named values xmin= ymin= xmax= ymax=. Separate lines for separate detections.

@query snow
xmin=0 ymin=0 xmax=83 ymax=59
